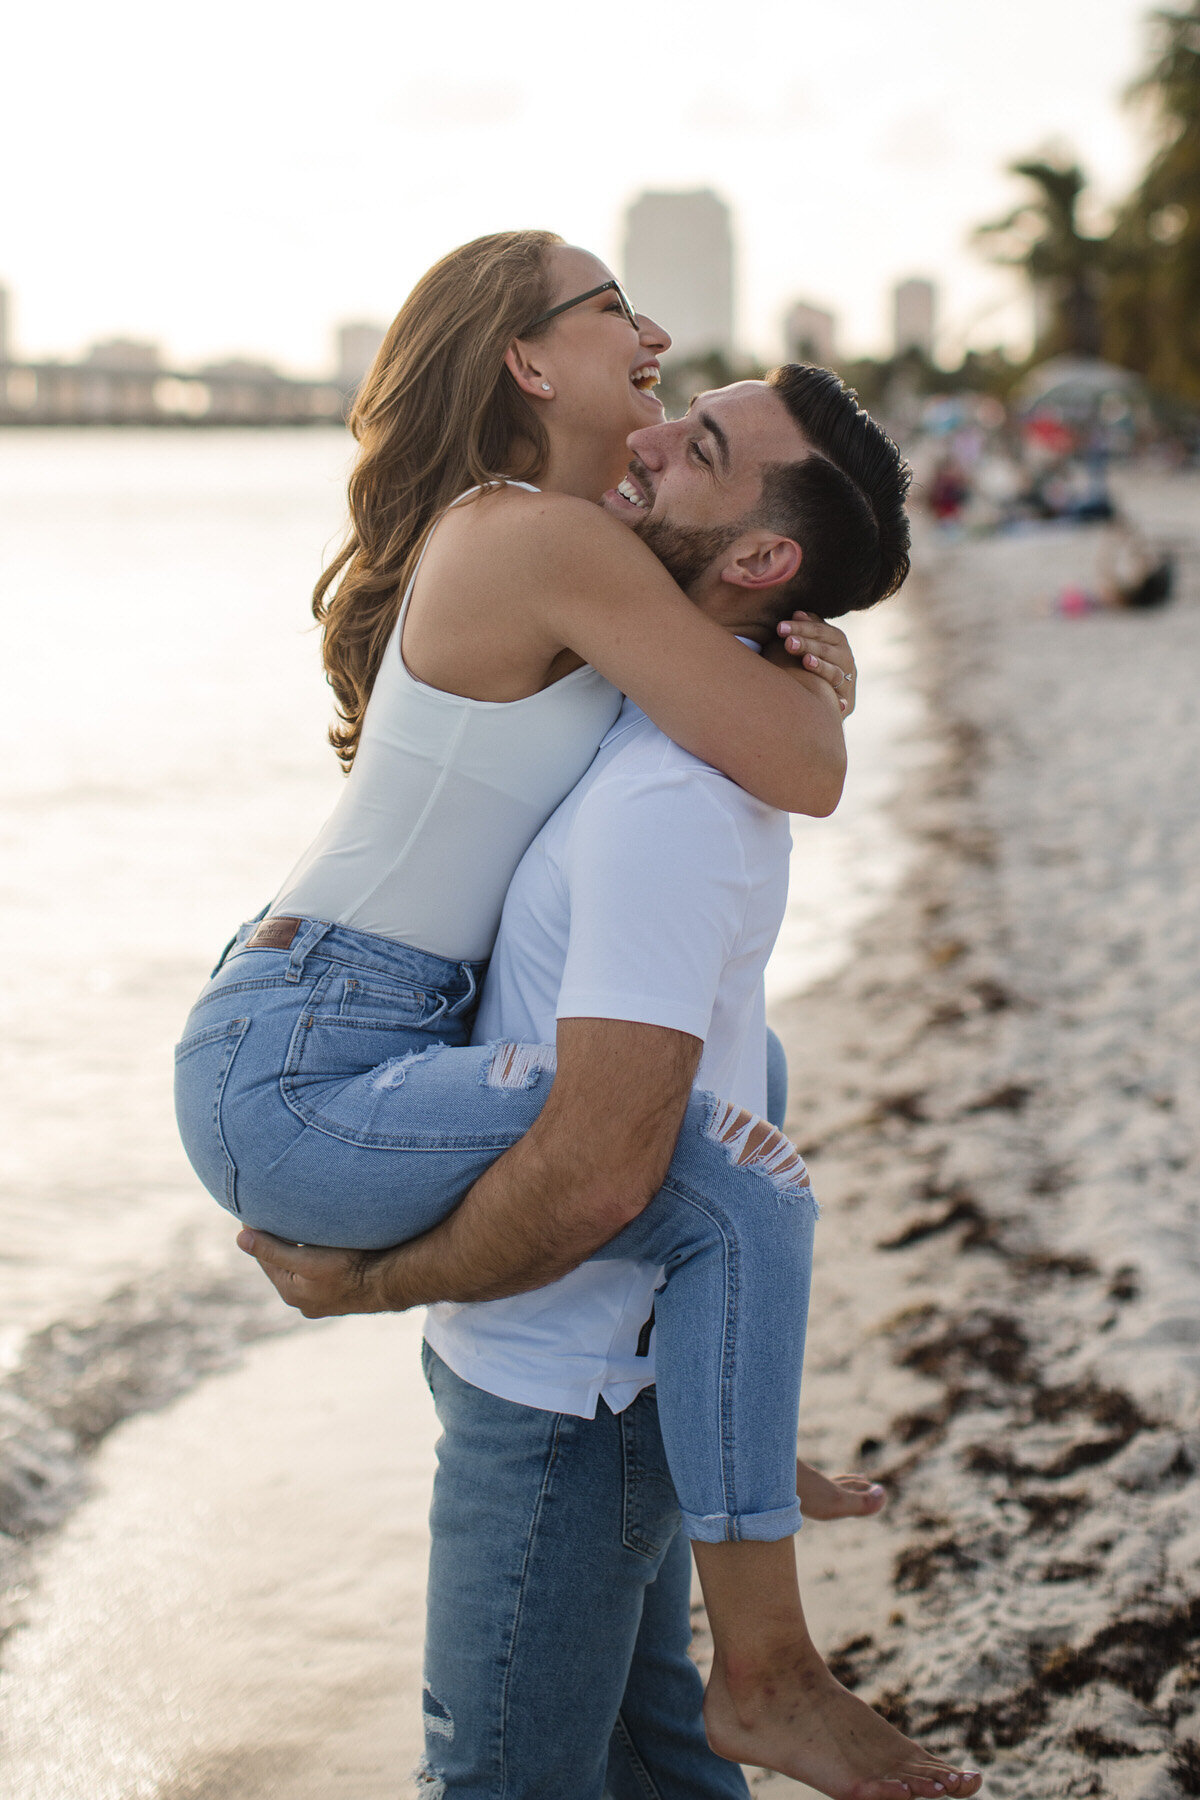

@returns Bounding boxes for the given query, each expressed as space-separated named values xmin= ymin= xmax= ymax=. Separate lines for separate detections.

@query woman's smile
xmin=631 ymin=358 xmax=661 ymax=395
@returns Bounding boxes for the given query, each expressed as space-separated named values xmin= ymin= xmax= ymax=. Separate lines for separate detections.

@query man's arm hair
xmin=372 ymin=1016 xmax=702 ymax=1310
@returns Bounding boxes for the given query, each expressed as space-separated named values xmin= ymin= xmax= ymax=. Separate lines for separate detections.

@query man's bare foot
xmin=797 ymin=1458 xmax=888 ymax=1522
xmin=704 ymin=1643 xmax=982 ymax=1799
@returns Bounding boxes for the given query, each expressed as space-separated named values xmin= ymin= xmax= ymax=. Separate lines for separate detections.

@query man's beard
xmin=635 ymin=514 xmax=745 ymax=593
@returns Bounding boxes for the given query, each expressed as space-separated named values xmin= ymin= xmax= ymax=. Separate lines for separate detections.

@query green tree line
xmin=979 ymin=2 xmax=1200 ymax=403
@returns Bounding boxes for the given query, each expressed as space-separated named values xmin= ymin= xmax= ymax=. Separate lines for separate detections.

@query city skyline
xmin=4 ymin=0 xmax=1158 ymax=370
xmin=0 ymin=256 xmax=935 ymax=406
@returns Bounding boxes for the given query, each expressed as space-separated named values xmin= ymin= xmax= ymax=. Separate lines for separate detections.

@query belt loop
xmin=450 ymin=960 xmax=480 ymax=1015
xmin=285 ymin=919 xmax=333 ymax=983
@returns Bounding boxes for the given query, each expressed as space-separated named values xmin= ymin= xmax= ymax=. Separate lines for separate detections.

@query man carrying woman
xmin=179 ymin=233 xmax=982 ymax=1795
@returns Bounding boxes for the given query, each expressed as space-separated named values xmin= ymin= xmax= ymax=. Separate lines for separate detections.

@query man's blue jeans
xmin=420 ymin=1344 xmax=750 ymax=1800
xmin=415 ymin=1039 xmax=788 ymax=1796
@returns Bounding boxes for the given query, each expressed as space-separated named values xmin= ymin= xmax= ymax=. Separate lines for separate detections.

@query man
xmin=242 ymin=370 xmax=972 ymax=1798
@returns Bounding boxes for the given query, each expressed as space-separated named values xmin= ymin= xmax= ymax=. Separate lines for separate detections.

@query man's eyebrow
xmin=697 ymin=409 xmax=731 ymax=476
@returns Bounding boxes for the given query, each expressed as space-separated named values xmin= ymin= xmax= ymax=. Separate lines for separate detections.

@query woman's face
xmin=529 ymin=246 xmax=670 ymax=443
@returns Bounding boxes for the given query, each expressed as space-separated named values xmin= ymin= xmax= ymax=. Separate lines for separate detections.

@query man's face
xmin=600 ymin=381 xmax=810 ymax=592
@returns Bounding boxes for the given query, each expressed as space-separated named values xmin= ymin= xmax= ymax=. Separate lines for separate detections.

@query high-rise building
xmin=336 ymin=321 xmax=387 ymax=391
xmin=784 ymin=301 xmax=836 ymax=369
xmin=622 ymin=190 xmax=735 ymax=361
xmin=893 ymin=278 xmax=936 ymax=360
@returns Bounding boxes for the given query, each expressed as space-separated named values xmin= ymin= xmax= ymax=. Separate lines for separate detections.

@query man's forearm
xmin=370 ymin=1019 xmax=701 ymax=1312
xmin=373 ymin=1131 xmax=648 ymax=1311
xmin=241 ymin=1023 xmax=703 ymax=1321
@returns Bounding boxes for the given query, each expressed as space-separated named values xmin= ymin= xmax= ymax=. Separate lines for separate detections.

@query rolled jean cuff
xmin=682 ymin=1500 xmax=803 ymax=1543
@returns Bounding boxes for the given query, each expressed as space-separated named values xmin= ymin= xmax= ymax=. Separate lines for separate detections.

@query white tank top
xmin=272 ymin=484 xmax=622 ymax=960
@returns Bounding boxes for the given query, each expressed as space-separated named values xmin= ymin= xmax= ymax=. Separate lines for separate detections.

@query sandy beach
xmin=755 ymin=464 xmax=1200 ymax=1798
xmin=2 ymin=465 xmax=1197 ymax=1798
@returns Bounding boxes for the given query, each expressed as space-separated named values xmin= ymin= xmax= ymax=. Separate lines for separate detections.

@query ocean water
xmin=1 ymin=428 xmax=923 ymax=1366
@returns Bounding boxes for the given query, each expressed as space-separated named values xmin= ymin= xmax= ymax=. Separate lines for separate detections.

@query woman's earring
xmin=541 ymin=382 xmax=551 ymax=392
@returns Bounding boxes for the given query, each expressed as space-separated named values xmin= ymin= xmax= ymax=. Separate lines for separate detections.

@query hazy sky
xmin=3 ymin=0 xmax=1162 ymax=371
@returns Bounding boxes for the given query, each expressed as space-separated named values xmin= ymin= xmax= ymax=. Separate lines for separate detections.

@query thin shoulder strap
xmin=395 ymin=482 xmax=543 ymax=637
xmin=397 ymin=479 xmax=540 ymax=621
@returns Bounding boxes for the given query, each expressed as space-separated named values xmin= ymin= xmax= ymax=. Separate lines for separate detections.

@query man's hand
xmin=236 ymin=1230 xmax=393 ymax=1318
xmin=771 ymin=612 xmax=858 ymax=717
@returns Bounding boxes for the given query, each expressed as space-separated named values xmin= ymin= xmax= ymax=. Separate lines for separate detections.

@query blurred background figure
xmin=1055 ymin=508 xmax=1177 ymax=612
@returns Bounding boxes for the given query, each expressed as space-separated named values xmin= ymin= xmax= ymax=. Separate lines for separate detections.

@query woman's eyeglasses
xmin=525 ymin=280 xmax=639 ymax=333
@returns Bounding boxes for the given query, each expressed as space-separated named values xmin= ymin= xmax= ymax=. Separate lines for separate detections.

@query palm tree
xmin=975 ymin=158 xmax=1109 ymax=359
xmin=1106 ymin=3 xmax=1200 ymax=402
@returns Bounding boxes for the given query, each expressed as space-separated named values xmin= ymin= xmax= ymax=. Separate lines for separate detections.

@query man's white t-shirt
xmin=423 ymin=694 xmax=793 ymax=1419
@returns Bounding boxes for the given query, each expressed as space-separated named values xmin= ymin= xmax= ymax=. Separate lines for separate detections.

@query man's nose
xmin=626 ymin=421 xmax=667 ymax=465
xmin=637 ymin=312 xmax=670 ymax=355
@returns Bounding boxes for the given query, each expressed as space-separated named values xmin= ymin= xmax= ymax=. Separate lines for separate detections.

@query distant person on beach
xmin=177 ymin=232 xmax=979 ymax=1795
xmin=929 ymin=454 xmax=970 ymax=523
xmin=1054 ymin=513 xmax=1176 ymax=615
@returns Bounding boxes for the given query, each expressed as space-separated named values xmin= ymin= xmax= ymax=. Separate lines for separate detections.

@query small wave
xmin=0 ymin=1260 xmax=294 ymax=1646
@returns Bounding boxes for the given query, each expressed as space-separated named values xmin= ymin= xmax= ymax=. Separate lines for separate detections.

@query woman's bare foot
xmin=704 ymin=1642 xmax=982 ymax=1800
xmin=797 ymin=1459 xmax=888 ymax=1522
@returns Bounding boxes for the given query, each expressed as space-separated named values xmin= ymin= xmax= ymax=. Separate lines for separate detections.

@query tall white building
xmin=621 ymin=190 xmax=735 ymax=361
xmin=893 ymin=278 xmax=936 ymax=360
xmin=784 ymin=301 xmax=836 ymax=369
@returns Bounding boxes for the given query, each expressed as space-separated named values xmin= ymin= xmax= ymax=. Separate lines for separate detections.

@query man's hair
xmin=758 ymin=364 xmax=912 ymax=621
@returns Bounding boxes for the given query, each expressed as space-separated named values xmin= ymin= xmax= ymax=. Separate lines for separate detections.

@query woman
xmin=175 ymin=232 xmax=978 ymax=1796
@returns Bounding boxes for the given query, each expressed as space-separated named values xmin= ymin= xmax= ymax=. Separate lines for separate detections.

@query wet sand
xmin=0 ymin=1314 xmax=435 ymax=1799
xmin=3 ymin=467 xmax=1197 ymax=1798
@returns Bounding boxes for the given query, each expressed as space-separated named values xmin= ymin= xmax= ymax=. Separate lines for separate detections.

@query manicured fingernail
xmin=869 ymin=1484 xmax=885 ymax=1497
xmin=787 ymin=636 xmax=800 ymax=650
xmin=804 ymin=653 xmax=818 ymax=666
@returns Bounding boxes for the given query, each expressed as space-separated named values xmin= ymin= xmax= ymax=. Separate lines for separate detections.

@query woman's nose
xmin=638 ymin=313 xmax=671 ymax=354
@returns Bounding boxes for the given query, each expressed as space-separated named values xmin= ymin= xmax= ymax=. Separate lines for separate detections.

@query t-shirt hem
xmin=422 ymin=1323 xmax=655 ymax=1420
xmin=556 ymin=989 xmax=713 ymax=1040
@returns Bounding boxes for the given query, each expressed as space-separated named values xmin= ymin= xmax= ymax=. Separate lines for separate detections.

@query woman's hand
xmin=775 ymin=613 xmax=857 ymax=717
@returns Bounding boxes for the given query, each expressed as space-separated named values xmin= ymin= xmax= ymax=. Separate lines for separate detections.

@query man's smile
xmin=604 ymin=463 xmax=654 ymax=519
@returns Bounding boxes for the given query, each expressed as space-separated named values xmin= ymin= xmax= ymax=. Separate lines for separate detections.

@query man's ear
xmin=504 ymin=338 xmax=553 ymax=400
xmin=721 ymin=532 xmax=802 ymax=592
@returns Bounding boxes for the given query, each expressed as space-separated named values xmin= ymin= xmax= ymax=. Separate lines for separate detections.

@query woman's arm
xmin=456 ymin=492 xmax=849 ymax=817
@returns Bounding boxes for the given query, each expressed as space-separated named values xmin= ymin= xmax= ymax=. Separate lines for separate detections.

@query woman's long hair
xmin=313 ymin=230 xmax=563 ymax=769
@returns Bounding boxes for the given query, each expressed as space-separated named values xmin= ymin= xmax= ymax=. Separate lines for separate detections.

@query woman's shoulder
xmin=425 ymin=485 xmax=658 ymax=621
xmin=439 ymin=483 xmax=640 ymax=556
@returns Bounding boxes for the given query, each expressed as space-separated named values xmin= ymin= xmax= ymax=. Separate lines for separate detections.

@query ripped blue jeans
xmin=175 ymin=916 xmax=817 ymax=1543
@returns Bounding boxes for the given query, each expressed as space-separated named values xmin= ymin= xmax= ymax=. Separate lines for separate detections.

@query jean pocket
xmin=333 ymin=973 xmax=449 ymax=1028
xmin=620 ymin=1387 xmax=681 ymax=1559
xmin=174 ymin=1015 xmax=251 ymax=1214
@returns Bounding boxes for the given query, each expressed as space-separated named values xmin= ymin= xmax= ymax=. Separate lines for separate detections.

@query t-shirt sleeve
xmin=555 ymin=769 xmax=749 ymax=1041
